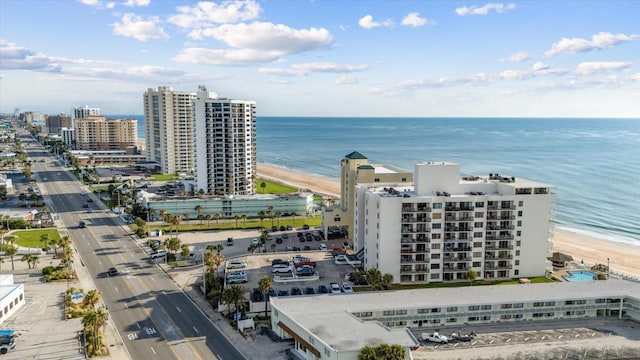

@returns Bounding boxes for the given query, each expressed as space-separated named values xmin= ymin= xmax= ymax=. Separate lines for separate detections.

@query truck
xmin=421 ymin=332 xmax=448 ymax=343
xmin=449 ymin=330 xmax=475 ymax=342
xmin=0 ymin=329 xmax=16 ymax=354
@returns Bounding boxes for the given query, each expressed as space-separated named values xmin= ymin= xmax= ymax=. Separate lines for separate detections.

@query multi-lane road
xmin=21 ymin=133 xmax=245 ymax=360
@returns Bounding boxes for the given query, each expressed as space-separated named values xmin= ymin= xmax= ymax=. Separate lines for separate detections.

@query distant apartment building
xmin=74 ymin=116 xmax=138 ymax=151
xmin=193 ymin=85 xmax=257 ymax=196
xmin=353 ymin=161 xmax=555 ymax=284
xmin=21 ymin=112 xmax=45 ymax=129
xmin=46 ymin=113 xmax=72 ymax=135
xmin=61 ymin=127 xmax=74 ymax=147
xmin=323 ymin=151 xmax=413 ymax=238
xmin=143 ymin=86 xmax=196 ymax=175
xmin=73 ymin=105 xmax=101 ymax=120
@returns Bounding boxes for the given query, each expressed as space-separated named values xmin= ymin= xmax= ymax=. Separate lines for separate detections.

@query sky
xmin=0 ymin=0 xmax=639 ymax=118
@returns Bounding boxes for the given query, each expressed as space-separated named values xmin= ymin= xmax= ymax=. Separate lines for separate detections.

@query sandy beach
xmin=257 ymin=163 xmax=640 ymax=278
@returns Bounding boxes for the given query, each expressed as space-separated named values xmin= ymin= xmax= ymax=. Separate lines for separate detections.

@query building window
xmin=516 ymin=241 xmax=521 ymax=247
xmin=431 ymin=233 xmax=441 ymax=239
xmin=545 ymin=301 xmax=556 ymax=306
xmin=473 ymin=261 xmax=481 ymax=267
xmin=433 ymin=203 xmax=442 ymax=209
xmin=481 ymin=305 xmax=491 ymax=310
xmin=431 ymin=243 xmax=440 ymax=249
xmin=447 ymin=318 xmax=457 ymax=323
xmin=475 ymin=212 xmax=484 ymax=218
xmin=517 ymin=231 xmax=521 ymax=236
xmin=432 ymin=223 xmax=441 ymax=229
xmin=432 ymin=213 xmax=442 ymax=219
xmin=515 ymin=260 xmax=520 ymax=265
xmin=517 ymin=221 xmax=522 ymax=226
xmin=383 ymin=310 xmax=395 ymax=316
xmin=447 ymin=307 xmax=458 ymax=312
xmin=468 ymin=305 xmax=480 ymax=311
xmin=475 ymin=202 xmax=484 ymax=208
xmin=518 ymin=201 xmax=523 ymax=207
xmin=468 ymin=316 xmax=479 ymax=322
xmin=518 ymin=211 xmax=523 ymax=216
xmin=474 ymin=222 xmax=483 ymax=228
xmin=473 ymin=251 xmax=482 ymax=257
xmin=430 ymin=273 xmax=440 ymax=280
xmin=474 ymin=232 xmax=483 ymax=238
xmin=533 ymin=302 xmax=544 ymax=307
xmin=473 ymin=243 xmax=482 ymax=248
xmin=430 ymin=264 xmax=440 ymax=269
xmin=431 ymin=253 xmax=440 ymax=259
xmin=397 ymin=310 xmax=407 ymax=315
xmin=501 ymin=314 xmax=512 ymax=320
xmin=514 ymin=270 xmax=519 ymax=275
xmin=324 ymin=348 xmax=331 ymax=356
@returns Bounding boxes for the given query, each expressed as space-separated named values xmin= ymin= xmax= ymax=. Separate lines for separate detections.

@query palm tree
xmin=164 ymin=237 xmax=181 ymax=254
xmin=211 ymin=252 xmax=224 ymax=278
xmin=82 ymin=308 xmax=108 ymax=354
xmin=21 ymin=254 xmax=35 ymax=269
xmin=260 ymin=181 xmax=266 ymax=193
xmin=258 ymin=276 xmax=272 ymax=318
xmin=40 ymin=233 xmax=50 ymax=251
xmin=366 ymin=268 xmax=382 ymax=290
xmin=358 ymin=345 xmax=378 ymax=360
xmin=241 ymin=214 xmax=247 ymax=229
xmin=6 ymin=246 xmax=18 ymax=270
xmin=194 ymin=205 xmax=203 ymax=223
xmin=275 ymin=211 xmax=281 ymax=227
xmin=84 ymin=289 xmax=101 ymax=309
xmin=180 ymin=244 xmax=190 ymax=258
xmin=29 ymin=255 xmax=39 ymax=269
xmin=234 ymin=215 xmax=240 ymax=229
xmin=466 ymin=269 xmax=478 ymax=286
xmin=270 ymin=243 xmax=276 ymax=253
xmin=222 ymin=284 xmax=246 ymax=317
xmin=267 ymin=206 xmax=274 ymax=226
xmin=204 ymin=214 xmax=212 ymax=228
xmin=214 ymin=213 xmax=221 ymax=224
xmin=183 ymin=212 xmax=190 ymax=222
xmin=258 ymin=211 xmax=266 ymax=228
xmin=212 ymin=244 xmax=224 ymax=254
xmin=49 ymin=237 xmax=60 ymax=258
xmin=382 ymin=273 xmax=394 ymax=289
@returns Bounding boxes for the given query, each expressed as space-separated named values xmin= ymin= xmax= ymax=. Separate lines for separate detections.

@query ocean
xmin=118 ymin=115 xmax=640 ymax=246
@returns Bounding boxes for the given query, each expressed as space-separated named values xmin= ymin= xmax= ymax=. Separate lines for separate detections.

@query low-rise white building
xmin=0 ymin=275 xmax=25 ymax=325
xmin=270 ymin=280 xmax=640 ymax=360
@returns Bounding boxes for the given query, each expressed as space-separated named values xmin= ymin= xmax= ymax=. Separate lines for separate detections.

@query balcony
xmin=486 ymin=234 xmax=515 ymax=241
xmin=486 ymin=244 xmax=514 ymax=250
xmin=443 ymin=256 xmax=472 ymax=262
xmin=443 ymin=267 xmax=469 ymax=273
xmin=444 ymin=247 xmax=472 ymax=252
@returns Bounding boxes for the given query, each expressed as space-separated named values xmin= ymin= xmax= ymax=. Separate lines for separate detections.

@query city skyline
xmin=1 ymin=0 xmax=639 ymax=118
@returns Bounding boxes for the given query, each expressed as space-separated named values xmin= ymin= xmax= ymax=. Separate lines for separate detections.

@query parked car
xmin=317 ymin=285 xmax=329 ymax=294
xmin=83 ymin=203 xmax=89 ymax=208
xmin=87 ymin=198 xmax=94 ymax=202
xmin=290 ymin=287 xmax=303 ymax=295
xmin=272 ymin=259 xmax=289 ymax=266
xmin=228 ymin=260 xmax=247 ymax=269
xmin=272 ymin=266 xmax=293 ymax=274
xmin=149 ymin=249 xmax=167 ymax=259
xmin=226 ymin=271 xmax=248 ymax=279
xmin=353 ymin=276 xmax=368 ymax=285
xmin=226 ymin=237 xmax=234 ymax=246
xmin=251 ymin=238 xmax=259 ymax=245
xmin=319 ymin=243 xmax=327 ymax=250
xmin=342 ymin=282 xmax=354 ymax=293
xmin=78 ymin=220 xmax=86 ymax=228
xmin=303 ymin=224 xmax=310 ymax=230
xmin=304 ymin=287 xmax=315 ymax=295
xmin=294 ymin=261 xmax=317 ymax=268
xmin=422 ymin=332 xmax=448 ymax=343
xmin=296 ymin=266 xmax=315 ymax=276
xmin=303 ymin=245 xmax=311 ymax=251
xmin=277 ymin=290 xmax=289 ymax=296
xmin=227 ymin=276 xmax=248 ymax=284
xmin=330 ymin=282 xmax=341 ymax=294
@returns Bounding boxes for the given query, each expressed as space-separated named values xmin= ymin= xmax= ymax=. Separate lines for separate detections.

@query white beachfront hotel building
xmin=353 ymin=161 xmax=555 ymax=283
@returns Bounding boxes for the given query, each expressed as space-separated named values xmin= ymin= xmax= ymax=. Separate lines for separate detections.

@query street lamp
xmin=607 ymin=258 xmax=610 ymax=279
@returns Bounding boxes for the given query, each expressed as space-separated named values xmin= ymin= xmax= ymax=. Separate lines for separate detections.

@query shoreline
xmin=256 ymin=162 xmax=640 ymax=278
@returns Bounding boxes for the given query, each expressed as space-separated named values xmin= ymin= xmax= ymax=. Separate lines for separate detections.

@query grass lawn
xmin=13 ymin=229 xmax=61 ymax=248
xmin=355 ymin=276 xmax=556 ymax=292
xmin=152 ymin=174 xmax=179 ymax=181
xmin=255 ymin=179 xmax=297 ymax=194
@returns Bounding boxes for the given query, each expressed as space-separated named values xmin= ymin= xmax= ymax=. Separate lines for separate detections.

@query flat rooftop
xmin=272 ymin=280 xmax=639 ymax=352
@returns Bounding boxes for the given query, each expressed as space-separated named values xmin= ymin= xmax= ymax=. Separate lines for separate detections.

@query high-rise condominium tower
xmin=143 ymin=86 xmax=196 ymax=175
xmin=193 ymin=85 xmax=257 ymax=195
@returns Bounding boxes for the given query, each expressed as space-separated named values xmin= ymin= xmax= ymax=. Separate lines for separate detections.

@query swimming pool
xmin=563 ymin=270 xmax=597 ymax=282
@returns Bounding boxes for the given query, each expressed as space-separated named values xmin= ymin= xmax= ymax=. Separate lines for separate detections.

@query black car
xmin=317 ymin=285 xmax=329 ymax=294
xmin=83 ymin=203 xmax=89 ymax=208
xmin=354 ymin=276 xmax=368 ymax=285
xmin=304 ymin=287 xmax=315 ymax=295
xmin=279 ymin=226 xmax=286 ymax=231
xmin=251 ymin=289 xmax=264 ymax=302
xmin=303 ymin=224 xmax=310 ymax=230
xmin=303 ymin=245 xmax=311 ymax=251
xmin=290 ymin=287 xmax=303 ymax=295
xmin=292 ymin=246 xmax=301 ymax=251
xmin=277 ymin=290 xmax=289 ymax=296
xmin=108 ymin=267 xmax=118 ymax=276
xmin=276 ymin=237 xmax=283 ymax=244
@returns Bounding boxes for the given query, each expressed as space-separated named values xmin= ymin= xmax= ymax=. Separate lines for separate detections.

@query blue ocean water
xmin=120 ymin=115 xmax=640 ymax=246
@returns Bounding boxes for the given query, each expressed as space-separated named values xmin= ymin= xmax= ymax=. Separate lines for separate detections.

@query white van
xmin=150 ymin=249 xmax=167 ymax=259
xmin=228 ymin=260 xmax=247 ymax=269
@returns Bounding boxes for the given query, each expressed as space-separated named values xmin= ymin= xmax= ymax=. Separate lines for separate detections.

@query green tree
xmin=466 ymin=269 xmax=478 ymax=286
xmin=234 ymin=215 xmax=240 ymax=229
xmin=21 ymin=254 xmax=35 ymax=269
xmin=366 ymin=268 xmax=382 ymax=290
xmin=222 ymin=284 xmax=246 ymax=316
xmin=382 ymin=273 xmax=394 ymax=289
xmin=358 ymin=346 xmax=378 ymax=360
xmin=5 ymin=245 xmax=18 ymax=270
xmin=258 ymin=211 xmax=266 ymax=228
xmin=84 ymin=289 xmax=101 ymax=309
xmin=260 ymin=181 xmax=266 ymax=193
xmin=194 ymin=205 xmax=203 ymax=224
xmin=164 ymin=237 xmax=181 ymax=254
xmin=258 ymin=276 xmax=272 ymax=318
xmin=180 ymin=244 xmax=190 ymax=258
xmin=40 ymin=233 xmax=50 ymax=250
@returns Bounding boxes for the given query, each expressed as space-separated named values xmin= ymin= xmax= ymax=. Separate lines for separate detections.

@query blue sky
xmin=1 ymin=0 xmax=638 ymax=117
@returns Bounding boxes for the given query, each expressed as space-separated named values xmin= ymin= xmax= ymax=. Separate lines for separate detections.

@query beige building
xmin=74 ymin=116 xmax=137 ymax=151
xmin=322 ymin=151 xmax=412 ymax=239
xmin=143 ymin=86 xmax=196 ymax=175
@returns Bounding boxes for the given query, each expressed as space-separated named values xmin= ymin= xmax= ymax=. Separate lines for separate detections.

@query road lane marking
xmin=193 ymin=326 xmax=198 ymax=334
xmin=136 ymin=322 xmax=140 ymax=329
xmin=114 ymin=286 xmax=118 ymax=292
xmin=150 ymin=347 xmax=156 ymax=355
xmin=125 ymin=303 xmax=128 ymax=308
xmin=176 ymin=306 xmax=181 ymax=313
xmin=216 ymin=355 xmax=222 ymax=360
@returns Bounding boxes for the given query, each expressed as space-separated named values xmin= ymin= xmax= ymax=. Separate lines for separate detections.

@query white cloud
xmin=168 ymin=1 xmax=261 ymax=28
xmin=77 ymin=0 xmax=100 ymax=5
xmin=575 ymin=61 xmax=634 ymax=75
xmin=499 ymin=70 xmax=530 ymax=80
xmin=501 ymin=51 xmax=529 ymax=62
xmin=545 ymin=32 xmax=639 ymax=57
xmin=76 ymin=0 xmax=114 ymax=9
xmin=455 ymin=3 xmax=516 ymax=16
xmin=631 ymin=73 xmax=640 ymax=81
xmin=358 ymin=14 xmax=393 ymax=29
xmin=259 ymin=62 xmax=368 ymax=77
xmin=111 ymin=13 xmax=169 ymax=42
xmin=124 ymin=0 xmax=150 ymax=7
xmin=191 ymin=22 xmax=332 ymax=54
xmin=336 ymin=75 xmax=360 ymax=84
xmin=401 ymin=12 xmax=433 ymax=27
